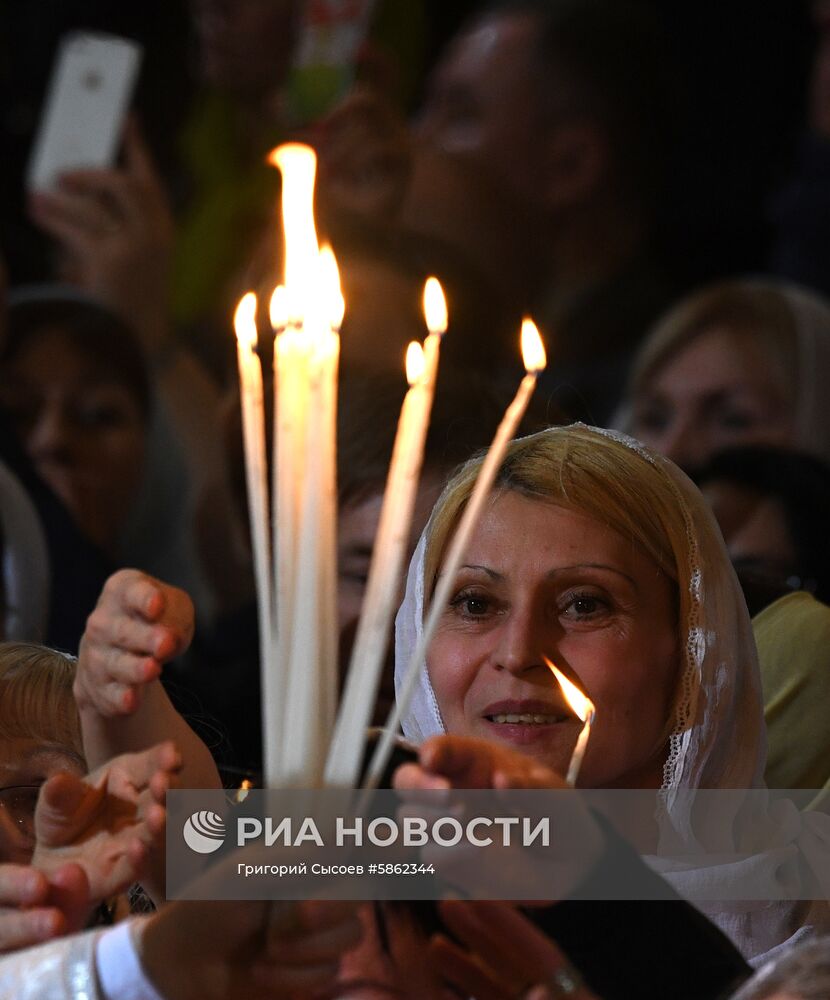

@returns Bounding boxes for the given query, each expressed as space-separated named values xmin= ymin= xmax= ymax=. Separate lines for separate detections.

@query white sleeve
xmin=95 ymin=920 xmax=166 ymax=1000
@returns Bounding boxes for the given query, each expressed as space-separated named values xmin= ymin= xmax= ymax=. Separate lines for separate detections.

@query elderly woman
xmin=391 ymin=424 xmax=829 ymax=993
xmin=617 ymin=279 xmax=830 ymax=471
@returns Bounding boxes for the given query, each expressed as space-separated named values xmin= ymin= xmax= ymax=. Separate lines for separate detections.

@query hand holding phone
xmin=28 ymin=32 xmax=142 ymax=193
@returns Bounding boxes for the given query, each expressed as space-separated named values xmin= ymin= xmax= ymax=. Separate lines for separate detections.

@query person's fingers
xmin=122 ymin=120 xmax=167 ymax=204
xmin=114 ymin=571 xmax=167 ymax=622
xmin=56 ymin=170 xmax=145 ymax=229
xmin=46 ymin=863 xmax=90 ymax=934
xmin=250 ymin=958 xmax=342 ymax=994
xmin=35 ymin=774 xmax=102 ymax=847
xmin=430 ymin=935 xmax=511 ymax=1000
xmin=0 ymin=865 xmax=48 ymax=907
xmin=27 ymin=193 xmax=98 ymax=256
xmin=39 ymin=773 xmax=88 ymax=818
xmin=393 ymin=761 xmax=450 ymax=792
xmin=121 ymin=742 xmax=182 ymax=792
xmin=420 ymin=737 xmax=491 ymax=786
xmin=267 ymin=914 xmax=362 ymax=964
xmin=266 ymin=901 xmax=362 ymax=962
xmin=0 ymin=908 xmax=66 ymax=953
xmin=439 ymin=901 xmax=570 ymax=982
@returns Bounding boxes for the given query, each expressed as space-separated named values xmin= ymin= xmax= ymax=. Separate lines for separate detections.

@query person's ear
xmin=542 ymin=122 xmax=607 ymax=212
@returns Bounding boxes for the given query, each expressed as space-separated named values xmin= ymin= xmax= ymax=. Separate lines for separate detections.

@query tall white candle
xmin=365 ymin=319 xmax=547 ymax=788
xmin=233 ymin=293 xmax=278 ymax=783
xmin=325 ymin=279 xmax=447 ymax=788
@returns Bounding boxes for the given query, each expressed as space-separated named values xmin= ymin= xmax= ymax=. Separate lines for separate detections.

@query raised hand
xmin=76 ymin=569 xmax=194 ymax=719
xmin=32 ymin=742 xmax=179 ymax=904
xmin=28 ymin=121 xmax=174 ymax=354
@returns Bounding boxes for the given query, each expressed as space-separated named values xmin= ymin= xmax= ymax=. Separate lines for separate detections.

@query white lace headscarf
xmin=615 ymin=277 xmax=830 ymax=464
xmin=394 ymin=424 xmax=828 ymax=960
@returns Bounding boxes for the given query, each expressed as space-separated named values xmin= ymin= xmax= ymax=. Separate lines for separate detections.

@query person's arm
xmin=74 ymin=570 xmax=221 ymax=791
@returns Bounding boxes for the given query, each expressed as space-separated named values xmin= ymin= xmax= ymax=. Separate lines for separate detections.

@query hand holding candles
xmin=547 ymin=660 xmax=595 ymax=786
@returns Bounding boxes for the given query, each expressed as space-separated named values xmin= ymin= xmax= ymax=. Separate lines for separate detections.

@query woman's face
xmin=0 ymin=737 xmax=84 ymax=864
xmin=427 ymin=492 xmax=679 ymax=788
xmin=0 ymin=328 xmax=146 ymax=551
xmin=630 ymin=326 xmax=795 ymax=471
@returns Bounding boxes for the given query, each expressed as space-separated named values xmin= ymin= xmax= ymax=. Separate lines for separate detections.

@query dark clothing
xmin=770 ymin=132 xmax=830 ymax=300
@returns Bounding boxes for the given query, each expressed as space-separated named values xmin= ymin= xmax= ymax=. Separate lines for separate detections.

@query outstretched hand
xmin=32 ymin=742 xmax=179 ymax=905
xmin=76 ymin=569 xmax=195 ymax=718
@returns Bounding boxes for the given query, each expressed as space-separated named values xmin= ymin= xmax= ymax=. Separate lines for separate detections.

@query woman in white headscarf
xmin=616 ymin=279 xmax=830 ymax=470
xmin=393 ymin=424 xmax=830 ymax=971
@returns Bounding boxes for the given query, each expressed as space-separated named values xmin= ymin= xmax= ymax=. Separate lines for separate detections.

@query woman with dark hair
xmin=0 ymin=289 xmax=149 ymax=556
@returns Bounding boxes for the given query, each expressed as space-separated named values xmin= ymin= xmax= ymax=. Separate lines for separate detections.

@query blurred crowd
xmin=2 ymin=1 xmax=830 ymax=998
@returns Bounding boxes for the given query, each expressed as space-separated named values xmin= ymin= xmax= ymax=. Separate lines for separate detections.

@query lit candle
xmin=547 ymin=660 xmax=595 ymax=786
xmin=269 ymin=143 xmax=342 ymax=787
xmin=366 ymin=319 xmax=547 ymax=788
xmin=326 ymin=281 xmax=448 ymax=786
xmin=233 ymin=292 xmax=277 ymax=782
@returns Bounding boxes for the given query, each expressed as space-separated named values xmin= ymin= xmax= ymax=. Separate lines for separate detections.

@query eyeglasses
xmin=0 ymin=785 xmax=42 ymax=843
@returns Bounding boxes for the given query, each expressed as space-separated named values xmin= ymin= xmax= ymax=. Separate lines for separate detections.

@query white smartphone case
xmin=27 ymin=32 xmax=142 ymax=192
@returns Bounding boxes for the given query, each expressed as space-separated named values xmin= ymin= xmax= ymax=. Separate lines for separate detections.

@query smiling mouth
xmin=486 ymin=713 xmax=568 ymax=726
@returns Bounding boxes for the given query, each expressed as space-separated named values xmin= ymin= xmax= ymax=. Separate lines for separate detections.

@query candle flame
xmin=319 ymin=244 xmax=345 ymax=330
xmin=405 ymin=341 xmax=426 ymax=385
xmin=270 ymin=143 xmax=319 ymax=312
xmin=235 ymin=778 xmax=253 ymax=804
xmin=234 ymin=292 xmax=258 ymax=350
xmin=423 ymin=277 xmax=448 ymax=336
xmin=545 ymin=658 xmax=594 ymax=723
xmin=521 ymin=318 xmax=546 ymax=373
xmin=269 ymin=285 xmax=288 ymax=330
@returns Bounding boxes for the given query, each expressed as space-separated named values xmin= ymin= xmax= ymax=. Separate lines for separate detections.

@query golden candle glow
xmin=546 ymin=657 xmax=595 ymax=786
xmin=423 ymin=276 xmax=448 ymax=335
xmin=271 ymin=143 xmax=320 ymax=318
xmin=269 ymin=285 xmax=288 ymax=330
xmin=234 ymin=292 xmax=258 ymax=348
xmin=405 ymin=341 xmax=426 ymax=385
xmin=319 ymin=244 xmax=345 ymax=331
xmin=521 ymin=317 xmax=546 ymax=373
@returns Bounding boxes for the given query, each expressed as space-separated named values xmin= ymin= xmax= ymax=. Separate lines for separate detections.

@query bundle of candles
xmin=234 ymin=141 xmax=593 ymax=791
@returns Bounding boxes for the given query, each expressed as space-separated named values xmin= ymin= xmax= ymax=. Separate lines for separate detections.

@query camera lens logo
xmin=183 ymin=811 xmax=226 ymax=854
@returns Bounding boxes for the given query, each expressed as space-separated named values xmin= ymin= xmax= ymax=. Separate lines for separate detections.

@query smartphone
xmin=27 ymin=32 xmax=142 ymax=192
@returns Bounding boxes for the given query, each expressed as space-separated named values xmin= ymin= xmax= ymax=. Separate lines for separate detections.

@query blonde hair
xmin=627 ymin=280 xmax=801 ymax=404
xmin=0 ymin=642 xmax=84 ymax=767
xmin=424 ymin=426 xmax=692 ymax=738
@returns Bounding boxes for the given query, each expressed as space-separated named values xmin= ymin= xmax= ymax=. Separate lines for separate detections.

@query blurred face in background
xmin=630 ymin=326 xmax=795 ymax=471
xmin=416 ymin=11 xmax=548 ymax=208
xmin=0 ymin=327 xmax=146 ymax=552
xmin=190 ymin=0 xmax=297 ymax=98
xmin=0 ymin=738 xmax=83 ymax=864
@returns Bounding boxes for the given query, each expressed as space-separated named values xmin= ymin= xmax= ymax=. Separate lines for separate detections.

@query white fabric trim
xmin=96 ymin=920 xmax=164 ymax=1000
